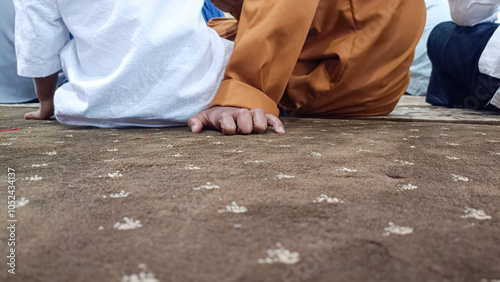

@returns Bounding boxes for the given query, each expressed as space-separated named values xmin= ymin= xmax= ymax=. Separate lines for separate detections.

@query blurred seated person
xmin=426 ymin=0 xmax=500 ymax=112
xmin=0 ymin=0 xmax=36 ymax=103
xmin=202 ymin=0 xmax=224 ymax=22
xmin=1 ymin=0 xmax=67 ymax=104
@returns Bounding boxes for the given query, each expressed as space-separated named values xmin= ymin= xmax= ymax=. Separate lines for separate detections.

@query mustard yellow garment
xmin=209 ymin=0 xmax=426 ymax=117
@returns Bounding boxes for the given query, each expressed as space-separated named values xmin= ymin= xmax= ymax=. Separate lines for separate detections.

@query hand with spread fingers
xmin=188 ymin=106 xmax=285 ymax=135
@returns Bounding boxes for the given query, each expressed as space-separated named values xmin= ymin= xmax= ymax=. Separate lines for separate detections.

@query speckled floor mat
xmin=0 ymin=103 xmax=499 ymax=282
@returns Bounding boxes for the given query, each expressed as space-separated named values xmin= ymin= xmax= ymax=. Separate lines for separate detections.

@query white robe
xmin=14 ymin=0 xmax=233 ymax=127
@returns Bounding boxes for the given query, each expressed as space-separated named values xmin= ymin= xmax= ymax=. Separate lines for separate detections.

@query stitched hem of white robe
xmin=489 ymin=88 xmax=500 ymax=109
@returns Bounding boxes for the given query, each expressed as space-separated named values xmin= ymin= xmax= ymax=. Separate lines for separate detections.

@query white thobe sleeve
xmin=14 ymin=0 xmax=69 ymax=77
xmin=448 ymin=0 xmax=500 ymax=26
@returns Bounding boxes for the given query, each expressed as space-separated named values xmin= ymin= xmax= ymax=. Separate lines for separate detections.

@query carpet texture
xmin=0 ymin=100 xmax=499 ymax=282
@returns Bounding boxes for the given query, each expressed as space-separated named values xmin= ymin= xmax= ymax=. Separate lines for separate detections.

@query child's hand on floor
xmin=188 ymin=106 xmax=285 ymax=135
xmin=25 ymin=99 xmax=54 ymax=120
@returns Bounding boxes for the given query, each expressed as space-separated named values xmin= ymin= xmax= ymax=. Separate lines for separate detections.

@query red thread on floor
xmin=0 ymin=128 xmax=19 ymax=132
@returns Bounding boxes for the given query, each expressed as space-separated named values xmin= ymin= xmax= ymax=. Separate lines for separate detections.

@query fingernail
xmin=191 ymin=125 xmax=196 ymax=132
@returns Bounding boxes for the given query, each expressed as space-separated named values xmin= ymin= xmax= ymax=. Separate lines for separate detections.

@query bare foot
xmin=25 ymin=100 xmax=54 ymax=120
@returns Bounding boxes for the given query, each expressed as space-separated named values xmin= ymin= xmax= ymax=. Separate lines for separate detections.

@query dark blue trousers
xmin=427 ymin=21 xmax=500 ymax=112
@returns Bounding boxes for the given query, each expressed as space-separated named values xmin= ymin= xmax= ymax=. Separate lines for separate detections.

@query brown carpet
xmin=1 ymin=100 xmax=499 ymax=282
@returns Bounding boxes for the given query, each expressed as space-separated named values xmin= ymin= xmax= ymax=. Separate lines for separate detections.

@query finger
xmin=250 ymin=108 xmax=267 ymax=134
xmin=188 ymin=111 xmax=213 ymax=133
xmin=187 ymin=116 xmax=204 ymax=133
xmin=266 ymin=114 xmax=285 ymax=134
xmin=234 ymin=109 xmax=253 ymax=135
xmin=219 ymin=112 xmax=237 ymax=135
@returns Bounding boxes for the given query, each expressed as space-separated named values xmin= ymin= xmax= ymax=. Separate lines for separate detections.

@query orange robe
xmin=209 ymin=0 xmax=426 ymax=117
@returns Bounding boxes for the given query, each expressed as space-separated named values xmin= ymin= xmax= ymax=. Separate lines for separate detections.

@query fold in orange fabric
xmin=209 ymin=0 xmax=426 ymax=117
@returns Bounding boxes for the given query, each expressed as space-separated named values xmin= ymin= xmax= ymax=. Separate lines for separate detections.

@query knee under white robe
xmin=14 ymin=0 xmax=233 ymax=127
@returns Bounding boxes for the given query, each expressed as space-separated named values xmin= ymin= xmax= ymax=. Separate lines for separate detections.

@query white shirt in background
xmin=448 ymin=0 xmax=500 ymax=26
xmin=408 ymin=0 xmax=451 ymax=96
xmin=14 ymin=0 xmax=233 ymax=127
